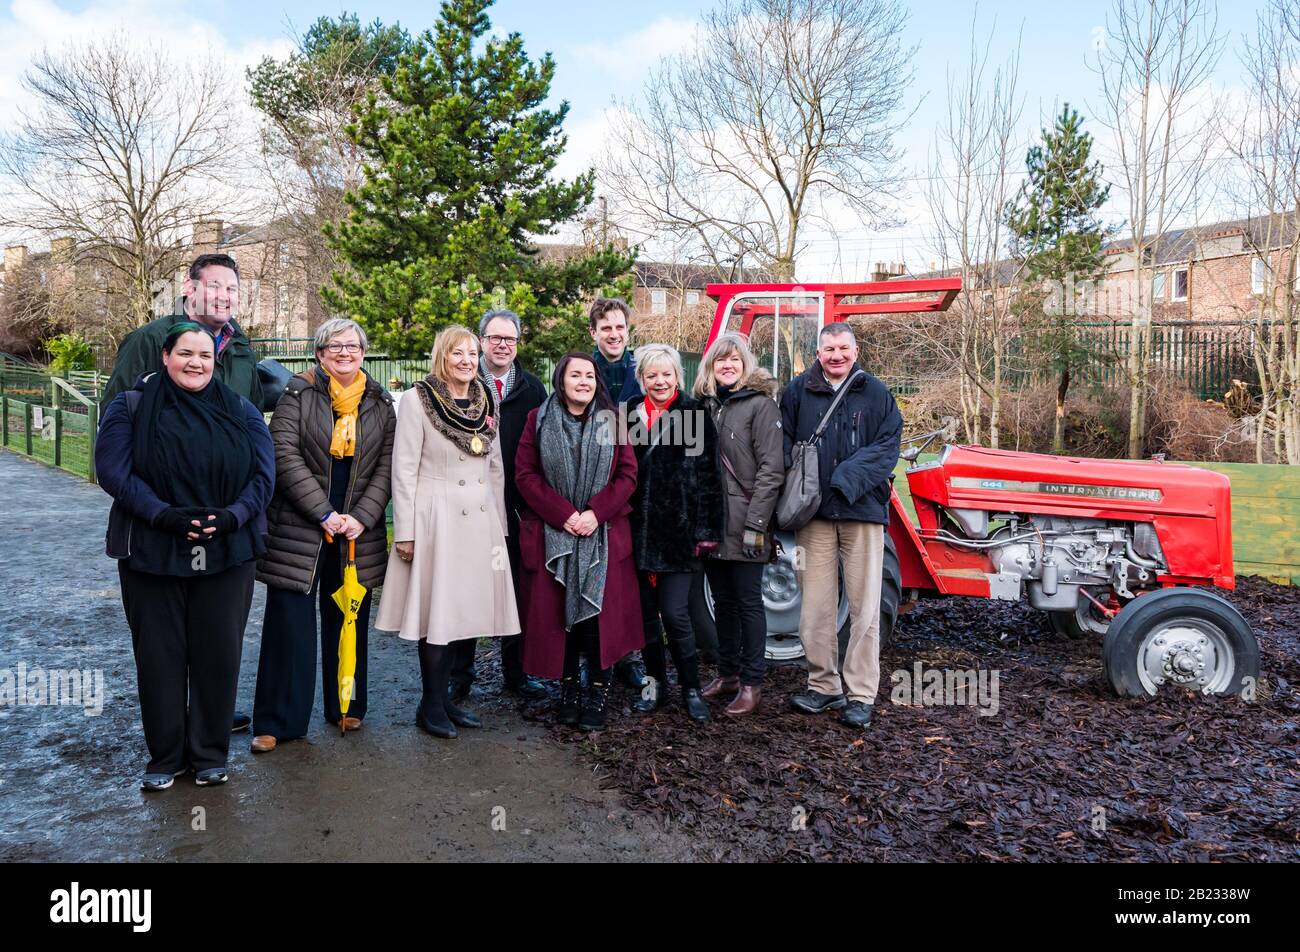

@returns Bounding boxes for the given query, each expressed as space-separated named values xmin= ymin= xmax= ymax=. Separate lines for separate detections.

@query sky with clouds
xmin=0 ymin=0 xmax=1273 ymax=280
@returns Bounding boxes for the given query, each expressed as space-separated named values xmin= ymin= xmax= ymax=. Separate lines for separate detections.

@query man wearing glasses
xmin=449 ymin=309 xmax=549 ymax=700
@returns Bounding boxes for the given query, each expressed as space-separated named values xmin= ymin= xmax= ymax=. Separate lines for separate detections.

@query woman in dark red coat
xmin=515 ymin=352 xmax=642 ymax=730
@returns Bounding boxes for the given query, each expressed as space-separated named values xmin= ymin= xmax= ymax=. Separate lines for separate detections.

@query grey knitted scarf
xmin=536 ymin=393 xmax=616 ymax=628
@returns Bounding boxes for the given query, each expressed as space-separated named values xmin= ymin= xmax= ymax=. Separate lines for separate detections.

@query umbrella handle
xmin=324 ymin=530 xmax=334 ymax=544
xmin=323 ymin=533 xmax=356 ymax=563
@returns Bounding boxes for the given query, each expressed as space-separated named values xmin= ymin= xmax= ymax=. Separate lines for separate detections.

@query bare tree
xmin=1210 ymin=0 xmax=1300 ymax=463
xmin=918 ymin=13 xmax=1025 ymax=448
xmin=601 ymin=0 xmax=914 ymax=281
xmin=248 ymin=16 xmax=410 ymax=333
xmin=0 ymin=258 xmax=53 ymax=357
xmin=0 ymin=36 xmax=242 ymax=344
xmin=1093 ymin=0 xmax=1223 ymax=458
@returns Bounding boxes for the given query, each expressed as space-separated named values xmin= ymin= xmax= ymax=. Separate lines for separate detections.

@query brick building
xmin=1 ymin=217 xmax=322 ymax=347
xmin=1089 ymin=215 xmax=1300 ymax=323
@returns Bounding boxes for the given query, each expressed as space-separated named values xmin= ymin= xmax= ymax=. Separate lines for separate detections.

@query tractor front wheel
xmin=1101 ymin=588 xmax=1259 ymax=698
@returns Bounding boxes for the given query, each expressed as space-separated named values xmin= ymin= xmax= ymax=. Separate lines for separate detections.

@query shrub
xmin=905 ymin=373 xmax=1255 ymax=462
xmin=44 ymin=333 xmax=97 ymax=372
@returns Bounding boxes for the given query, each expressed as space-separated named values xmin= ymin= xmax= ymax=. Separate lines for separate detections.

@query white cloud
xmin=0 ymin=0 xmax=293 ymax=247
xmin=0 ymin=0 xmax=292 ymax=130
xmin=570 ymin=15 xmax=698 ymax=82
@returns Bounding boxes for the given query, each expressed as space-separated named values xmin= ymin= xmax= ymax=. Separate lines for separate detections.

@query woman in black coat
xmin=625 ymin=343 xmax=723 ymax=722
xmin=95 ymin=322 xmax=274 ymax=791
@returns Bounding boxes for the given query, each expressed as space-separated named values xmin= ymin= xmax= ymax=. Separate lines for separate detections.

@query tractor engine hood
xmin=917 ymin=446 xmax=1231 ymax=520
xmin=907 ymin=446 xmax=1235 ymax=586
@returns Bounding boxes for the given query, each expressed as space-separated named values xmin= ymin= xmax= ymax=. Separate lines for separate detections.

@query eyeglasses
xmin=483 ymin=335 xmax=519 ymax=348
xmin=323 ymin=343 xmax=363 ymax=354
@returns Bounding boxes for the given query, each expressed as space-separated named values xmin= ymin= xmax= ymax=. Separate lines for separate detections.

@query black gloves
xmin=152 ymin=507 xmax=238 ymax=539
xmin=153 ymin=507 xmax=205 ymax=537
xmin=208 ymin=510 xmax=239 ymax=538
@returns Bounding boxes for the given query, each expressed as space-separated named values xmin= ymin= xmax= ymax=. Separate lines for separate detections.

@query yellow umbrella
xmin=327 ymin=533 xmax=367 ymax=734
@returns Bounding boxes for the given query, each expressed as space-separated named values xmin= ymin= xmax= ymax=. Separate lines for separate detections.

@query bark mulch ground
xmin=524 ymin=577 xmax=1300 ymax=862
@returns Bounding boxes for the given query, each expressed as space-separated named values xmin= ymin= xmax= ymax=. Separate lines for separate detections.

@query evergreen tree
xmin=1007 ymin=105 xmax=1112 ymax=454
xmin=323 ymin=0 xmax=634 ymax=365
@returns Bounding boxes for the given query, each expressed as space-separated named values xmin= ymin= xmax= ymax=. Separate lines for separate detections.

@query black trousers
xmin=450 ymin=531 xmax=525 ymax=689
xmin=704 ymin=558 xmax=768 ymax=686
xmin=119 ymin=560 xmax=255 ymax=773
xmin=638 ymin=570 xmax=701 ymax=690
xmin=253 ymin=539 xmax=371 ymax=738
xmin=563 ymin=617 xmax=608 ymax=682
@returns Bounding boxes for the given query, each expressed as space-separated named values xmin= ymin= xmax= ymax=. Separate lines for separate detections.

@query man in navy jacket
xmin=779 ymin=323 xmax=902 ymax=728
xmin=588 ymin=296 xmax=647 ymax=690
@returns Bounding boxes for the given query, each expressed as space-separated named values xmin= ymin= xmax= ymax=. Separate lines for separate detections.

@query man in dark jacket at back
xmin=449 ymin=309 xmax=549 ymax=700
xmin=102 ymin=252 xmax=265 ymax=734
xmin=102 ymin=253 xmax=265 ymax=410
xmin=589 ymin=296 xmax=643 ymax=403
xmin=779 ymin=322 xmax=902 ymax=729
xmin=587 ymin=296 xmax=648 ymax=689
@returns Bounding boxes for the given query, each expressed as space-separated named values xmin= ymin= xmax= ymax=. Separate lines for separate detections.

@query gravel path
xmin=0 ymin=449 xmax=697 ymax=862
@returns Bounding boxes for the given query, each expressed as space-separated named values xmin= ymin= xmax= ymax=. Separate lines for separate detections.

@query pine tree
xmin=1007 ymin=105 xmax=1112 ymax=454
xmin=322 ymin=0 xmax=634 ymax=365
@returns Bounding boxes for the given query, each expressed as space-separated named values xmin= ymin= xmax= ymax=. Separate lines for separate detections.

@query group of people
xmin=96 ymin=253 xmax=902 ymax=792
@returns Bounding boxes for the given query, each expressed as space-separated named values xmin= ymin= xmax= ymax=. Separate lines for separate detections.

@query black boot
xmin=558 ymin=677 xmax=581 ymax=726
xmin=579 ymin=678 xmax=609 ymax=731
xmin=632 ymin=641 xmax=669 ymax=714
xmin=444 ymin=697 xmax=481 ymax=728
xmin=682 ymin=687 xmax=710 ymax=723
xmin=441 ymin=646 xmax=481 ymax=727
xmin=614 ymin=655 xmax=648 ymax=690
xmin=416 ymin=641 xmax=457 ymax=739
xmin=673 ymin=645 xmax=708 ymax=722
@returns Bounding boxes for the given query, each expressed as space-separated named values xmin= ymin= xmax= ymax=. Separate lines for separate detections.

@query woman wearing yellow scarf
xmin=249 ymin=319 xmax=397 ymax=753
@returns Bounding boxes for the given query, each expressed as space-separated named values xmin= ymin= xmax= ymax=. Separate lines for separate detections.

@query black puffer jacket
xmin=779 ymin=361 xmax=902 ymax=525
xmin=627 ymin=390 xmax=724 ymax=572
xmin=256 ymin=367 xmax=396 ymax=592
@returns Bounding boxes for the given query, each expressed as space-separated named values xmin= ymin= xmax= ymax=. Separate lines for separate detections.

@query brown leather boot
xmin=341 ymin=716 xmax=362 ymax=732
xmin=701 ymin=675 xmax=740 ymax=699
xmin=724 ymin=686 xmax=761 ymax=716
xmin=251 ymin=735 xmax=277 ymax=753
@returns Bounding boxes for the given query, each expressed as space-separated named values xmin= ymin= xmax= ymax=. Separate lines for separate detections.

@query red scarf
xmin=643 ymin=390 xmax=678 ymax=429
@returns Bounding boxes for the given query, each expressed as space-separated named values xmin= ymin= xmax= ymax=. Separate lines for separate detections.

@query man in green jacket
xmin=102 ymin=252 xmax=264 ymax=735
xmin=102 ymin=253 xmax=265 ymax=410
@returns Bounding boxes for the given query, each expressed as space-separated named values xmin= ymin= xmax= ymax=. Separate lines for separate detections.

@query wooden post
xmin=24 ymin=401 xmax=33 ymax=455
xmin=88 ymin=400 xmax=99 ymax=484
xmin=54 ymin=407 xmax=63 ymax=468
xmin=1 ymin=393 xmax=6 ymax=448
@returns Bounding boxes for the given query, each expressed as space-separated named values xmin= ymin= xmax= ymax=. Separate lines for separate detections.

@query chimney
xmin=4 ymin=245 xmax=28 ymax=273
xmin=870 ymin=261 xmax=890 ymax=282
xmin=50 ymin=237 xmax=75 ymax=259
xmin=192 ymin=219 xmax=224 ymax=250
xmin=890 ymin=261 xmax=906 ymax=277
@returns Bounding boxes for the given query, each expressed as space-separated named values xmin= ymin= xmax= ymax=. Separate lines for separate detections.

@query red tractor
xmin=701 ymin=278 xmax=1259 ymax=698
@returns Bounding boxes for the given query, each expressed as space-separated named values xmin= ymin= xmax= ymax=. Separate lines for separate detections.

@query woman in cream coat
xmin=376 ymin=325 xmax=520 ymax=739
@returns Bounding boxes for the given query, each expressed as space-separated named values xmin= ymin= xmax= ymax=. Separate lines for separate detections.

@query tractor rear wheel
xmin=1101 ymin=587 xmax=1259 ymax=698
xmin=839 ymin=532 xmax=903 ymax=664
xmin=700 ymin=530 xmax=899 ymax=663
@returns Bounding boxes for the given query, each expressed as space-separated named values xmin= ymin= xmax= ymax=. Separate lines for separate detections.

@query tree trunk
xmin=1053 ymin=364 xmax=1070 ymax=454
